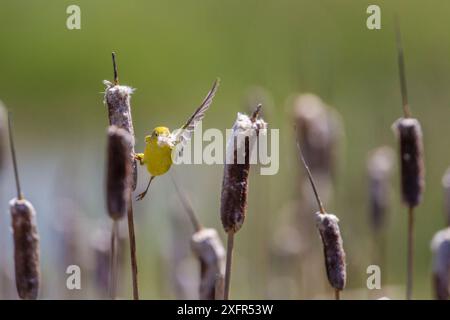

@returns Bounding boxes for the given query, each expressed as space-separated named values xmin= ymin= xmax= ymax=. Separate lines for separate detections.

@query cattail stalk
xmin=103 ymin=53 xmax=139 ymax=299
xmin=172 ymin=176 xmax=225 ymax=300
xmin=8 ymin=113 xmax=40 ymax=300
xmin=223 ymin=232 xmax=234 ymax=300
xmin=393 ymin=20 xmax=425 ymax=300
xmin=430 ymin=227 xmax=450 ymax=300
xmin=220 ymin=105 xmax=266 ymax=300
xmin=296 ymin=139 xmax=346 ymax=299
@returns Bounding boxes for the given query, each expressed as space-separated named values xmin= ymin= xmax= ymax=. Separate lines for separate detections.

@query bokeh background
xmin=0 ymin=0 xmax=449 ymax=299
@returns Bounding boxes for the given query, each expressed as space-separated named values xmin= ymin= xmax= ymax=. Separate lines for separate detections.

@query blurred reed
xmin=52 ymin=199 xmax=82 ymax=298
xmin=0 ymin=102 xmax=6 ymax=171
xmin=442 ymin=168 xmax=450 ymax=227
xmin=8 ymin=112 xmax=40 ymax=300
xmin=392 ymin=20 xmax=425 ymax=300
xmin=90 ymin=227 xmax=111 ymax=299
xmin=430 ymin=227 xmax=450 ymax=300
xmin=173 ymin=177 xmax=225 ymax=300
xmin=293 ymin=94 xmax=342 ymax=182
xmin=292 ymin=93 xmax=343 ymax=297
xmin=295 ymin=137 xmax=346 ymax=300
xmin=367 ymin=146 xmax=395 ymax=283
xmin=168 ymin=205 xmax=199 ymax=299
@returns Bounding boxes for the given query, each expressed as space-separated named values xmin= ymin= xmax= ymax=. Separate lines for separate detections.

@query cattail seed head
xmin=430 ymin=227 xmax=450 ymax=300
xmin=106 ymin=126 xmax=132 ymax=220
xmin=393 ymin=118 xmax=425 ymax=208
xmin=367 ymin=146 xmax=395 ymax=232
xmin=220 ymin=108 xmax=267 ymax=233
xmin=191 ymin=228 xmax=226 ymax=300
xmin=442 ymin=168 xmax=450 ymax=227
xmin=293 ymin=94 xmax=341 ymax=177
xmin=104 ymin=79 xmax=137 ymax=190
xmin=315 ymin=212 xmax=346 ymax=291
xmin=10 ymin=198 xmax=40 ymax=300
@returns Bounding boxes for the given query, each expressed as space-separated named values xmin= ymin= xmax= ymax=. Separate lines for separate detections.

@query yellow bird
xmin=134 ymin=79 xmax=219 ymax=200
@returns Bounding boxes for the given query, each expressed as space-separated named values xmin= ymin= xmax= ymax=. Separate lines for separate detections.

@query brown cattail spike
xmin=106 ymin=126 xmax=132 ymax=220
xmin=220 ymin=106 xmax=267 ymax=233
xmin=8 ymin=113 xmax=40 ymax=299
xmin=10 ymin=198 xmax=40 ymax=300
xmin=430 ymin=227 xmax=450 ymax=300
xmin=393 ymin=118 xmax=424 ymax=207
xmin=316 ymin=212 xmax=347 ymax=291
xmin=104 ymin=53 xmax=137 ymax=191
xmin=8 ymin=113 xmax=41 ymax=300
xmin=220 ymin=105 xmax=267 ymax=300
xmin=393 ymin=19 xmax=424 ymax=207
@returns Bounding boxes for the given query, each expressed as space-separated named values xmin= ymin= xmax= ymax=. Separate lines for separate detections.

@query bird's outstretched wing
xmin=171 ymin=78 xmax=220 ymax=147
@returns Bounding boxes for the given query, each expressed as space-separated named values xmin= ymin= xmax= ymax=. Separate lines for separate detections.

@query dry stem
xmin=127 ymin=198 xmax=139 ymax=300
xmin=171 ymin=175 xmax=202 ymax=232
xmin=296 ymin=138 xmax=325 ymax=214
xmin=406 ymin=206 xmax=414 ymax=300
xmin=224 ymin=231 xmax=235 ymax=300
xmin=335 ymin=289 xmax=340 ymax=300
xmin=109 ymin=220 xmax=119 ymax=299
xmin=8 ymin=112 xmax=22 ymax=200
xmin=394 ymin=17 xmax=411 ymax=118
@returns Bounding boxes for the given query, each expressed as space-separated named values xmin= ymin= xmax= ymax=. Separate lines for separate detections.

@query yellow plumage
xmin=142 ymin=127 xmax=173 ymax=176
xmin=134 ymin=79 xmax=220 ymax=201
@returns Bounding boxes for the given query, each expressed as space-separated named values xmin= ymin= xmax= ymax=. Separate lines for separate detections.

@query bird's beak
xmin=156 ymin=135 xmax=165 ymax=146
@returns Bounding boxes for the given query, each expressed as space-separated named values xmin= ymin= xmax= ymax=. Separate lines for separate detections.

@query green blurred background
xmin=0 ymin=0 xmax=449 ymax=299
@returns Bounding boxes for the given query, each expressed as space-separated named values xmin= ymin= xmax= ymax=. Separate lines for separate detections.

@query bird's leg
xmin=136 ymin=176 xmax=155 ymax=201
xmin=134 ymin=153 xmax=145 ymax=165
